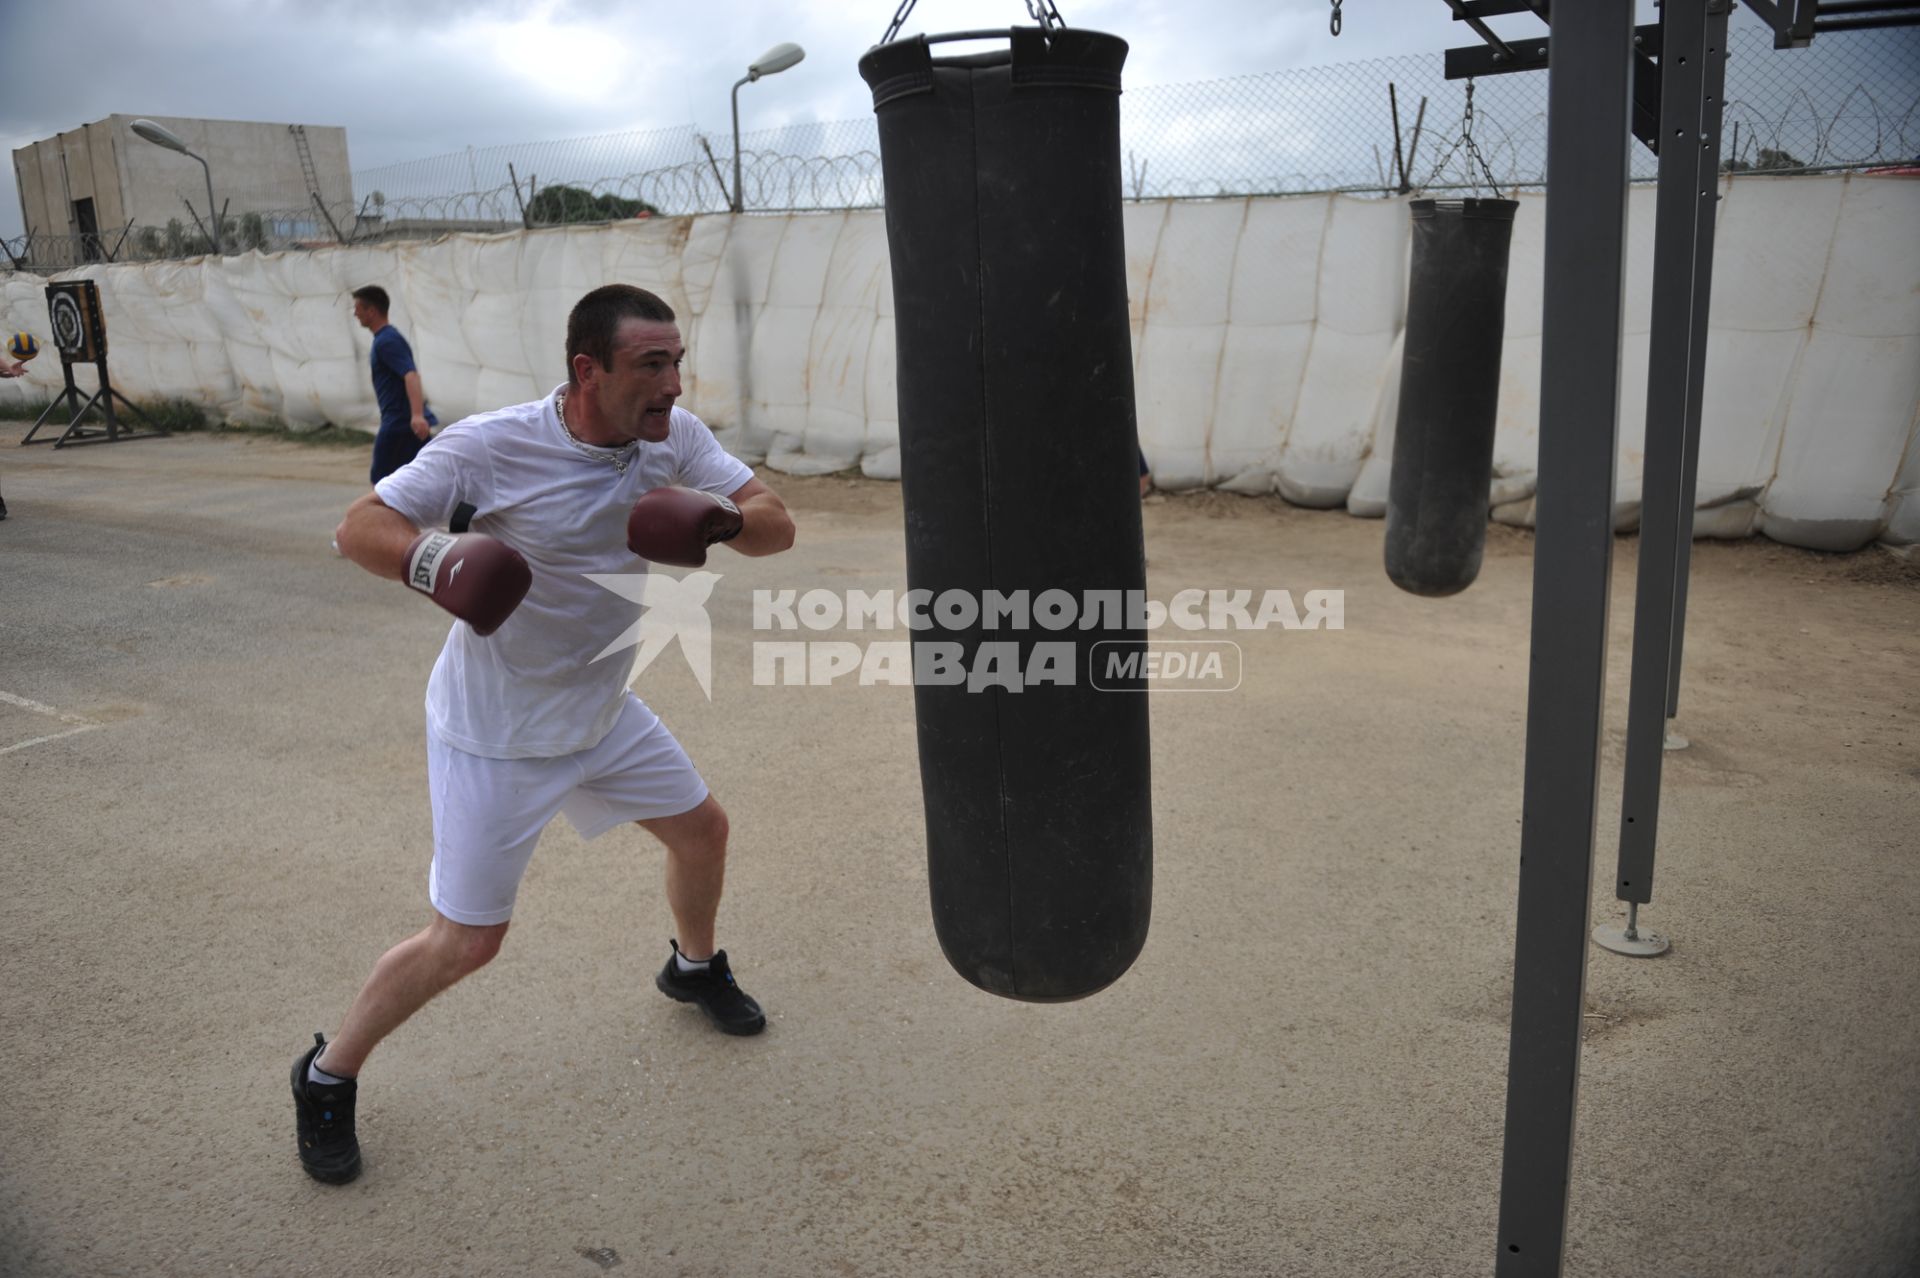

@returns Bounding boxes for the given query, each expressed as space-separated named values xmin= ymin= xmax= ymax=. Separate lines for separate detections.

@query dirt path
xmin=2 ymin=430 xmax=1916 ymax=1277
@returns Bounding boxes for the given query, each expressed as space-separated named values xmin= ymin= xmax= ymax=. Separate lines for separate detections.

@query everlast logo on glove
xmin=408 ymin=532 xmax=457 ymax=593
xmin=402 ymin=530 xmax=532 ymax=637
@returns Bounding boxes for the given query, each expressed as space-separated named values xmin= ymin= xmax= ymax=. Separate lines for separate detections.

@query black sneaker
xmin=291 ymin=1032 xmax=362 ymax=1184
xmin=655 ymin=940 xmax=766 ymax=1036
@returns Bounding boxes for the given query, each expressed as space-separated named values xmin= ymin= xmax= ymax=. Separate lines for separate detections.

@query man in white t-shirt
xmin=292 ymin=284 xmax=795 ymax=1185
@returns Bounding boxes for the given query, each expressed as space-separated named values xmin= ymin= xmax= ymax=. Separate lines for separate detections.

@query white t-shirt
xmin=374 ymin=386 xmax=754 ymax=759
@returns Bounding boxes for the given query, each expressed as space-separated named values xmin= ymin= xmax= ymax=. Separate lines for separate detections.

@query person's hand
xmin=626 ymin=487 xmax=744 ymax=568
xmin=0 ymin=359 xmax=25 ymax=379
xmin=410 ymin=413 xmax=432 ymax=441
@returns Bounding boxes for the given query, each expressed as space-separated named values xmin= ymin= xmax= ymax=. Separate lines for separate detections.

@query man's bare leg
xmin=642 ymin=795 xmax=764 ymax=1034
xmin=318 ymin=914 xmax=509 ymax=1077
xmin=641 ymin=794 xmax=729 ymax=960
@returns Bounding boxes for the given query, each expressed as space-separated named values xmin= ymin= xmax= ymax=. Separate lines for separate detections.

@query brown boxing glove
xmin=626 ymin=486 xmax=743 ymax=568
xmin=403 ymin=531 xmax=531 ymax=636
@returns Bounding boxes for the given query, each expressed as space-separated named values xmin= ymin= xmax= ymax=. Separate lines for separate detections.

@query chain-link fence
xmin=7 ymin=24 xmax=1915 ymax=273
xmin=1119 ymin=24 xmax=1918 ymax=198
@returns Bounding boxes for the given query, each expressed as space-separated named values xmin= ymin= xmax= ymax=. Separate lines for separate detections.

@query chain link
xmin=884 ymin=0 xmax=1065 ymax=43
xmin=1330 ymin=0 xmax=1342 ymax=37
xmin=1416 ymin=78 xmax=1505 ymax=196
xmin=1026 ymin=0 xmax=1066 ymax=32
xmin=880 ymin=0 xmax=916 ymax=46
xmin=1459 ymin=80 xmax=1504 ymax=194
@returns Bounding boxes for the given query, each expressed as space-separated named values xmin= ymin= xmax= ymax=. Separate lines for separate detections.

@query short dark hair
xmin=567 ymin=285 xmax=676 ymax=384
xmin=351 ymin=285 xmax=390 ymax=314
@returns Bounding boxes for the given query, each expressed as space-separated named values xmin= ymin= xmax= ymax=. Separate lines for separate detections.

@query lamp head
xmin=130 ymin=118 xmax=191 ymax=154
xmin=748 ymin=42 xmax=805 ymax=81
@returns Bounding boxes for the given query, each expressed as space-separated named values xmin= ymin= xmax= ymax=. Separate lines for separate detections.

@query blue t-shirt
xmin=370 ymin=325 xmax=437 ymax=433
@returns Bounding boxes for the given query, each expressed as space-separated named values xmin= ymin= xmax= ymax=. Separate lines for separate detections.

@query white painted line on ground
xmin=0 ymin=690 xmax=103 ymax=755
xmin=0 ymin=724 xmax=101 ymax=756
xmin=0 ymin=690 xmax=93 ymax=725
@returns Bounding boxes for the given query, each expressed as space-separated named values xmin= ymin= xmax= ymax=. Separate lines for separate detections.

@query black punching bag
xmin=1384 ymin=197 xmax=1519 ymax=597
xmin=858 ymin=28 xmax=1151 ymax=1002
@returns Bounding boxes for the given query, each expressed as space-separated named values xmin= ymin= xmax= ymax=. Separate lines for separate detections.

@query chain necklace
xmin=555 ymin=387 xmax=633 ymax=474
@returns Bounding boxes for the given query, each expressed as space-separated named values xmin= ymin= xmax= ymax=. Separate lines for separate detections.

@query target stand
xmin=20 ymin=281 xmax=168 ymax=449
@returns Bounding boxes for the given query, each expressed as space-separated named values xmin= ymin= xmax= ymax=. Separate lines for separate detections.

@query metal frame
xmin=20 ymin=354 xmax=168 ymax=448
xmin=1742 ymin=0 xmax=1920 ymax=43
xmin=1437 ymin=0 xmax=1920 ymax=1271
xmin=1451 ymin=0 xmax=1920 ymax=46
xmin=21 ymin=282 xmax=168 ymax=448
xmin=1617 ymin=1 xmax=1731 ymax=914
xmin=1490 ymin=4 xmax=1636 ymax=1271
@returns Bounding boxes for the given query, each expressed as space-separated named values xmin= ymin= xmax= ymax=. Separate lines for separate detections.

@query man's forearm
xmin=336 ymin=493 xmax=423 ymax=581
xmin=404 ymin=370 xmax=427 ymax=417
xmin=729 ymin=493 xmax=795 ymax=557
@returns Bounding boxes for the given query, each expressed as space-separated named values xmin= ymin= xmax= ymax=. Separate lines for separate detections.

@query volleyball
xmin=7 ymin=332 xmax=37 ymax=361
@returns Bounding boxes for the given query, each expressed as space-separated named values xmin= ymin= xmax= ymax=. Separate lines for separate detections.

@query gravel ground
xmin=1 ymin=427 xmax=1916 ymax=1278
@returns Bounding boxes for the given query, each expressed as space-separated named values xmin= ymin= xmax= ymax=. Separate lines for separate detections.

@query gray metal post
xmin=1493 ymin=2 xmax=1636 ymax=1273
xmin=730 ymin=76 xmax=750 ymax=214
xmin=1613 ymin=0 xmax=1723 ymax=918
xmin=1664 ymin=9 xmax=1732 ymax=719
xmin=193 ymin=151 xmax=222 ymax=256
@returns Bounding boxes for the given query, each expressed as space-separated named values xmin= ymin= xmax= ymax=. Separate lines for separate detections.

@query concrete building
xmin=12 ymin=114 xmax=352 ymax=261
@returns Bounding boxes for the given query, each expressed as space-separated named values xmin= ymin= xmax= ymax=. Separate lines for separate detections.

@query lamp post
xmin=131 ymin=118 xmax=224 ymax=255
xmin=730 ymin=42 xmax=806 ymax=213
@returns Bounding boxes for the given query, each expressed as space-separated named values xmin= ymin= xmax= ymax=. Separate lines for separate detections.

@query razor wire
xmin=6 ymin=26 xmax=1914 ymax=274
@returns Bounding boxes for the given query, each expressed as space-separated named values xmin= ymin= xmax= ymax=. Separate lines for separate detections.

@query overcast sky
xmin=3 ymin=0 xmax=1674 ymax=240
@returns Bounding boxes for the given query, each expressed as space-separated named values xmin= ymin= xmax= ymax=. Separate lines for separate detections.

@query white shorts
xmin=425 ymin=693 xmax=709 ymax=925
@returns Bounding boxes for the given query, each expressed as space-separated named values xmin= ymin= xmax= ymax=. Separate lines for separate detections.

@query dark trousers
xmin=370 ymin=422 xmax=427 ymax=485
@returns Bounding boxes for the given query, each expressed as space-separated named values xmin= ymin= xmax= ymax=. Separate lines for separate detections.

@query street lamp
xmin=730 ymin=42 xmax=806 ymax=213
xmin=131 ymin=118 xmax=224 ymax=255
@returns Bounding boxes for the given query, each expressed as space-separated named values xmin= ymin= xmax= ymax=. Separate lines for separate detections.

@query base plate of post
xmin=1663 ymin=729 xmax=1691 ymax=751
xmin=1593 ymin=923 xmax=1670 ymax=957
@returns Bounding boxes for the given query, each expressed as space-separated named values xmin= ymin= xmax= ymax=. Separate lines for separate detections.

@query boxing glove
xmin=403 ymin=530 xmax=531 ymax=636
xmin=626 ymin=486 xmax=743 ymax=568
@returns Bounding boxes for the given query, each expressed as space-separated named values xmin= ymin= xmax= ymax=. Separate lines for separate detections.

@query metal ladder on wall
xmin=289 ymin=125 xmax=347 ymax=242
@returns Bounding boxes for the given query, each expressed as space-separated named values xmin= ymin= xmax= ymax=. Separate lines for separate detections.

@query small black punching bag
xmin=858 ymin=28 xmax=1151 ymax=1002
xmin=1384 ymin=197 xmax=1519 ymax=597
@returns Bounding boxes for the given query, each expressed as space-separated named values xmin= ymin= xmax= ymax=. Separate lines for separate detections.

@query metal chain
xmin=1418 ymin=78 xmax=1504 ymax=196
xmin=880 ymin=0 xmax=916 ymax=45
xmin=882 ymin=0 xmax=1067 ymax=44
xmin=1329 ymin=0 xmax=1342 ymax=36
xmin=1457 ymin=79 xmax=1504 ymax=194
xmin=1025 ymin=0 xmax=1066 ymax=32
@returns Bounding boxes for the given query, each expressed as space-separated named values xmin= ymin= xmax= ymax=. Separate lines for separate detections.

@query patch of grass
xmin=164 ymin=403 xmax=371 ymax=449
xmin=0 ymin=394 xmax=370 ymax=448
xmin=0 ymin=397 xmax=58 ymax=422
xmin=139 ymin=398 xmax=213 ymax=433
xmin=245 ymin=421 xmax=373 ymax=448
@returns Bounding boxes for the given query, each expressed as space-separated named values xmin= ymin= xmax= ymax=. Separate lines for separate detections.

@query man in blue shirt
xmin=351 ymin=285 xmax=438 ymax=484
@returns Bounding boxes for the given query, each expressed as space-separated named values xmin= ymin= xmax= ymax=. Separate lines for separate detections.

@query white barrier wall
xmin=5 ymin=174 xmax=1916 ymax=551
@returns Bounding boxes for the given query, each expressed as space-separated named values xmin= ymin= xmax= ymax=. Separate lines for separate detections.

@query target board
xmin=20 ymin=277 xmax=165 ymax=447
xmin=46 ymin=280 xmax=106 ymax=364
